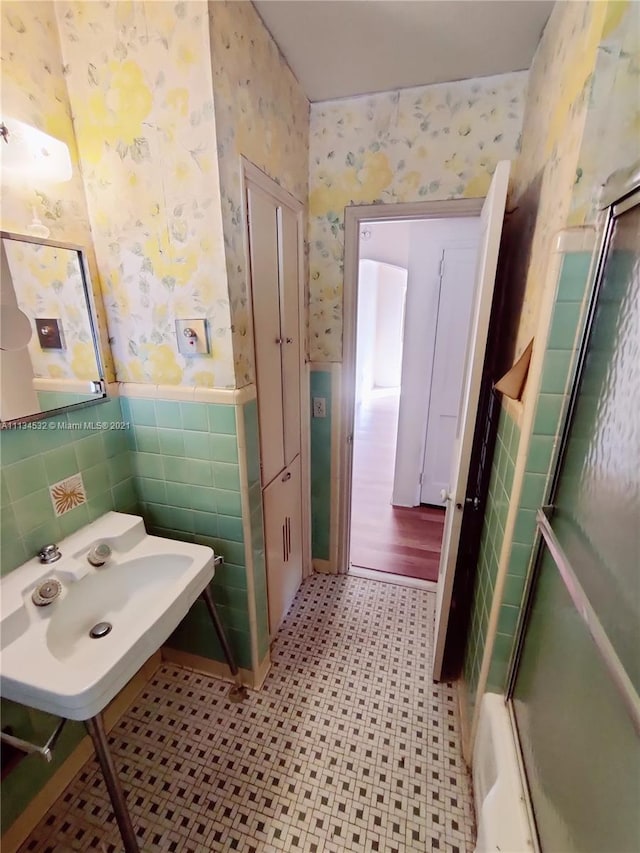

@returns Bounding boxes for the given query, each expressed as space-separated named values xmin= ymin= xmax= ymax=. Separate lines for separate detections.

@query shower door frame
xmin=504 ymin=181 xmax=640 ymax=848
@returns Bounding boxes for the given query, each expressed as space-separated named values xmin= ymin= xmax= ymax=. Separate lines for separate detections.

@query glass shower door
xmin=511 ymin=194 xmax=640 ymax=852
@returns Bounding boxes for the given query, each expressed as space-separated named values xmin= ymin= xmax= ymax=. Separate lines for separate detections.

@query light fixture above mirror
xmin=1 ymin=117 xmax=73 ymax=238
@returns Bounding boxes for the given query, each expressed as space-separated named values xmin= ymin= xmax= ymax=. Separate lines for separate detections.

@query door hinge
xmin=418 ymin=473 xmax=423 ymax=485
xmin=347 ymin=434 xmax=353 ymax=445
xmin=439 ymin=252 xmax=445 ymax=279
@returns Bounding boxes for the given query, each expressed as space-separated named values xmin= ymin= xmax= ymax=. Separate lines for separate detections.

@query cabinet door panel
xmin=263 ymin=455 xmax=303 ymax=636
xmin=278 ymin=205 xmax=301 ymax=464
xmin=247 ymin=185 xmax=285 ymax=485
xmin=285 ymin=454 xmax=303 ymax=602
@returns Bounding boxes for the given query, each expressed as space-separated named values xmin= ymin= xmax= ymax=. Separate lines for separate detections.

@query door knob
xmin=465 ymin=496 xmax=480 ymax=510
xmin=440 ymin=489 xmax=452 ymax=502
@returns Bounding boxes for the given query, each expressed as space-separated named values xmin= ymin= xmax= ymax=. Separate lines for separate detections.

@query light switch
xmin=36 ymin=318 xmax=64 ymax=350
xmin=175 ymin=319 xmax=209 ymax=356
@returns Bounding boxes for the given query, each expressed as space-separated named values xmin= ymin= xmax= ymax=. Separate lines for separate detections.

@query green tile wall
xmin=310 ymin=370 xmax=332 ymax=561
xmin=36 ymin=391 xmax=100 ymax=410
xmin=120 ymin=396 xmax=253 ymax=670
xmin=0 ymin=397 xmax=136 ymax=836
xmin=463 ymin=404 xmax=521 ymax=712
xmin=244 ymin=400 xmax=270 ymax=661
xmin=463 ymin=251 xmax=592 ymax=709
xmin=0 ymin=398 xmax=136 ymax=576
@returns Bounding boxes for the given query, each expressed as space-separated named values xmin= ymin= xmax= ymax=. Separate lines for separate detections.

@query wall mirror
xmin=0 ymin=231 xmax=106 ymax=425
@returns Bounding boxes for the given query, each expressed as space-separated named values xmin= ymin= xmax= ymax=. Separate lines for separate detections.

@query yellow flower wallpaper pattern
xmin=56 ymin=0 xmax=235 ymax=388
xmin=307 ymin=71 xmax=528 ymax=362
xmin=508 ymin=0 xmax=640 ymax=357
xmin=0 ymin=0 xmax=115 ymax=382
xmin=3 ymin=241 xmax=99 ymax=381
xmin=209 ymin=1 xmax=310 ymax=386
xmin=570 ymin=1 xmax=640 ymax=225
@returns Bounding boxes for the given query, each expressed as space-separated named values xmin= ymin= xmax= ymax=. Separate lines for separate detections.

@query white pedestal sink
xmin=1 ymin=511 xmax=215 ymax=719
xmin=0 ymin=511 xmax=231 ymax=852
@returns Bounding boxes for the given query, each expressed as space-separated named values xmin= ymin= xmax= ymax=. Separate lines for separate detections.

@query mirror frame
xmin=0 ymin=230 xmax=107 ymax=427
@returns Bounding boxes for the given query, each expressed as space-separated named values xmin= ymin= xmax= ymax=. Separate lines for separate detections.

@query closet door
xmin=263 ymin=454 xmax=303 ymax=635
xmin=278 ymin=206 xmax=301 ymax=464
xmin=247 ymin=185 xmax=285 ymax=486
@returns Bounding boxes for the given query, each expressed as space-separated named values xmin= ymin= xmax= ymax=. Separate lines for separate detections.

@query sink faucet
xmin=38 ymin=544 xmax=61 ymax=564
xmin=87 ymin=543 xmax=112 ymax=567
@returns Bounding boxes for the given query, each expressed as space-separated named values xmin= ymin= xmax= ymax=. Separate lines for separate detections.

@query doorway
xmin=348 ymin=212 xmax=482 ymax=582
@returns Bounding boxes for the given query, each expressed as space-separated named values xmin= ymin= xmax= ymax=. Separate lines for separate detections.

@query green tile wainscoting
xmin=463 ymin=404 xmax=521 ymax=714
xmin=1 ymin=397 xmax=136 ymax=575
xmin=463 ymin=251 xmax=593 ymax=712
xmin=243 ymin=400 xmax=270 ymax=663
xmin=0 ymin=396 xmax=137 ymax=836
xmin=119 ymin=394 xmax=268 ymax=673
xmin=309 ymin=370 xmax=332 ymax=562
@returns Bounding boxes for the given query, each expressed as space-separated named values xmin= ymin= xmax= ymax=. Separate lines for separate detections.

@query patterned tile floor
xmin=19 ymin=575 xmax=476 ymax=852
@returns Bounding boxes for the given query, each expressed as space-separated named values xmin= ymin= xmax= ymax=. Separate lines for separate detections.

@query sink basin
xmin=0 ymin=512 xmax=215 ymax=720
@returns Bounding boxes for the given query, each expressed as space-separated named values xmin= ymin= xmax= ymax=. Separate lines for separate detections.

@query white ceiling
xmin=253 ymin=1 xmax=553 ymax=102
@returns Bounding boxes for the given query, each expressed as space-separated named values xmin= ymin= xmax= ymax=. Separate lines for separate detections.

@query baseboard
xmin=1 ymin=652 xmax=162 ymax=853
xmin=349 ymin=565 xmax=438 ymax=591
xmin=161 ymin=647 xmax=270 ymax=690
xmin=312 ymin=558 xmax=335 ymax=574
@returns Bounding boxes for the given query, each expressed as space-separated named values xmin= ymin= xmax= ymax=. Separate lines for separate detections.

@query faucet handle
xmin=38 ymin=544 xmax=61 ymax=564
xmin=87 ymin=542 xmax=112 ymax=567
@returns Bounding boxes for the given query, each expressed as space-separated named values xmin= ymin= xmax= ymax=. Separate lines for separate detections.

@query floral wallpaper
xmin=508 ymin=0 xmax=640 ymax=357
xmin=0 ymin=0 xmax=114 ymax=381
xmin=307 ymin=71 xmax=528 ymax=362
xmin=208 ymin=1 xmax=310 ymax=386
xmin=507 ymin=1 xmax=611 ymax=356
xmin=4 ymin=241 xmax=99 ymax=380
xmin=569 ymin=1 xmax=640 ymax=225
xmin=56 ymin=1 xmax=235 ymax=388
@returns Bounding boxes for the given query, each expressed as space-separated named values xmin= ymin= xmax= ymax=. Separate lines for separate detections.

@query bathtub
xmin=473 ymin=692 xmax=537 ymax=853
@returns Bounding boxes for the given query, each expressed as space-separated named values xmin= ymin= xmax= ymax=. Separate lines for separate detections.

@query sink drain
xmin=89 ymin=622 xmax=112 ymax=639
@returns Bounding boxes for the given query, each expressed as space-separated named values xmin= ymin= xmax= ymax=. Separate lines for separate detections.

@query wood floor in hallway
xmin=350 ymin=390 xmax=445 ymax=582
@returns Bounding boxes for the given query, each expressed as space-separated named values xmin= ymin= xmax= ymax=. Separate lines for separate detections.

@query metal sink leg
xmin=85 ymin=714 xmax=139 ymax=853
xmin=201 ymin=585 xmax=248 ymax=702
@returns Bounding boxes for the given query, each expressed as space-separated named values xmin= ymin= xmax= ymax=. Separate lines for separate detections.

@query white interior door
xmin=278 ymin=205 xmax=301 ymax=466
xmin=432 ymin=160 xmax=510 ymax=681
xmin=247 ymin=185 xmax=284 ymax=487
xmin=420 ymin=247 xmax=478 ymax=505
xmin=393 ymin=217 xmax=481 ymax=508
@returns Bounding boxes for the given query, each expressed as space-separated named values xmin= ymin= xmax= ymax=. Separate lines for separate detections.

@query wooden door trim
xmin=340 ymin=198 xmax=484 ymax=574
xmin=240 ymin=158 xmax=312 ymax=580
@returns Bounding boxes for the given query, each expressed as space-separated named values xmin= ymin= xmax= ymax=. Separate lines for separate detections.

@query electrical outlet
xmin=312 ymin=397 xmax=326 ymax=418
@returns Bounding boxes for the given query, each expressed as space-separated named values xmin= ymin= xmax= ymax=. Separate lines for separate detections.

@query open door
xmin=432 ymin=161 xmax=510 ymax=681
